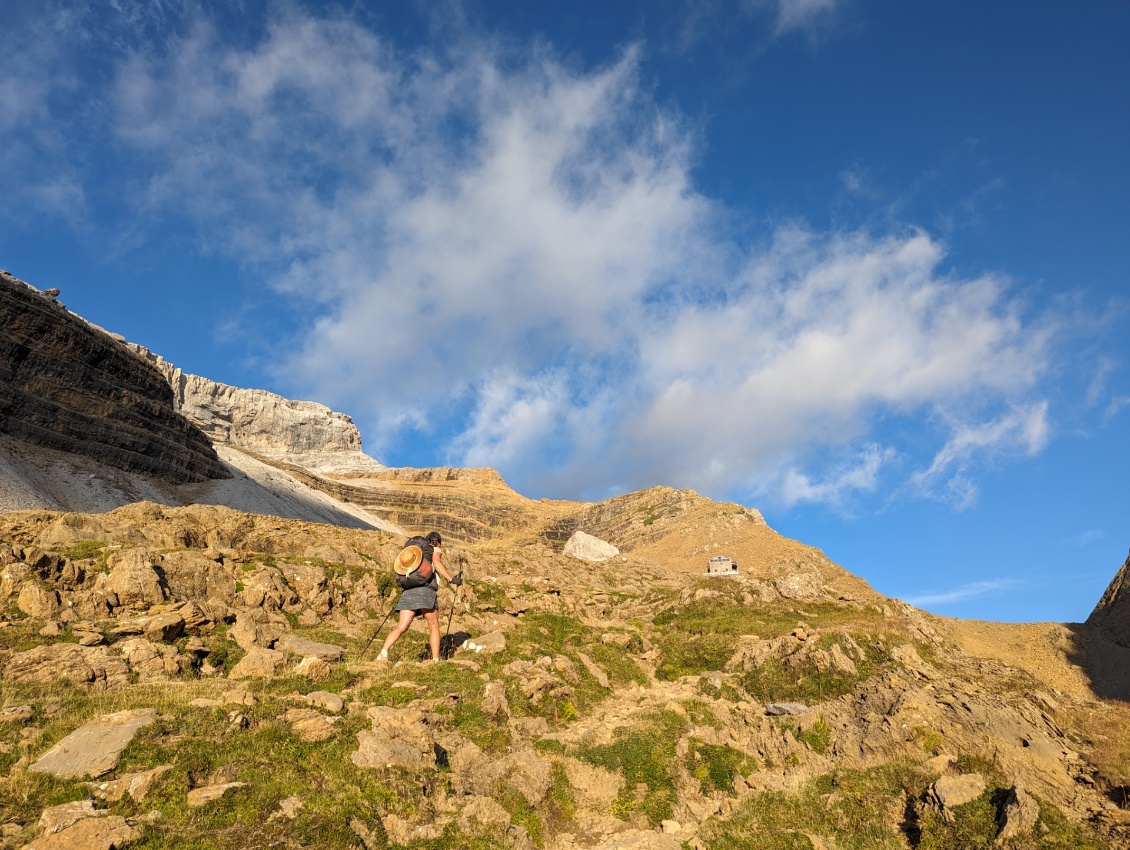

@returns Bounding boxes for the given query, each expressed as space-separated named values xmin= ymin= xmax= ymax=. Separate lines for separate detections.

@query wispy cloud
xmin=905 ymin=579 xmax=1020 ymax=608
xmin=1062 ymin=529 xmax=1104 ymax=548
xmin=0 ymin=5 xmax=1061 ymax=506
xmin=909 ymin=402 xmax=1050 ymax=509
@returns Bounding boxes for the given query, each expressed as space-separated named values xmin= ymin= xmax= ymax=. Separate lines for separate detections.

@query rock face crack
xmin=0 ymin=271 xmax=230 ymax=484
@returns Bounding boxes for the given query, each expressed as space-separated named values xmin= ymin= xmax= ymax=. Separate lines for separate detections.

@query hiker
xmin=376 ymin=532 xmax=462 ymax=663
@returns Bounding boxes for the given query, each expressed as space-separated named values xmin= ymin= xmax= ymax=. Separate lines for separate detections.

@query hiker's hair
xmin=426 ymin=531 xmax=442 ymax=546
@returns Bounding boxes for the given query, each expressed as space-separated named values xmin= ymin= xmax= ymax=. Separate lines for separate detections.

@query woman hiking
xmin=376 ymin=531 xmax=462 ymax=663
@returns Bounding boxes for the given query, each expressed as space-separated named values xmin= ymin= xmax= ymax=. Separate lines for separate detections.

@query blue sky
xmin=2 ymin=0 xmax=1127 ymax=623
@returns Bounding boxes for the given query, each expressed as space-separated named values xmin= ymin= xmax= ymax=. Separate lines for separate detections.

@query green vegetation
xmin=576 ymin=710 xmax=687 ymax=826
xmin=740 ymin=634 xmax=899 ymax=705
xmin=699 ymin=762 xmax=1108 ymax=850
xmin=59 ymin=540 xmax=107 ymax=562
xmin=793 ymin=716 xmax=832 ymax=754
xmin=652 ymin=587 xmax=885 ymax=681
xmin=686 ymin=739 xmax=758 ymax=793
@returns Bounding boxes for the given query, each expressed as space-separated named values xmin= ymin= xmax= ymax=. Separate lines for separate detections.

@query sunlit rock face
xmin=127 ymin=344 xmax=384 ymax=475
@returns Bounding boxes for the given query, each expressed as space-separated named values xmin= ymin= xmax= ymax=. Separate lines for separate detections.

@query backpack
xmin=396 ymin=536 xmax=435 ymax=589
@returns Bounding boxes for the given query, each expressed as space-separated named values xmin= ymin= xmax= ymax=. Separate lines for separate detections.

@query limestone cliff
xmin=126 ymin=345 xmax=384 ymax=475
xmin=0 ymin=272 xmax=230 ymax=485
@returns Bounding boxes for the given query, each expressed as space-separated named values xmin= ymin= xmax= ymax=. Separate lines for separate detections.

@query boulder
xmin=276 ymin=634 xmax=345 ymax=661
xmin=294 ymin=656 xmax=332 ymax=680
xmin=450 ymin=744 xmax=552 ymax=806
xmin=773 ymin=573 xmax=826 ymax=602
xmin=352 ymin=707 xmax=437 ymax=771
xmin=0 ymin=705 xmax=33 ymax=723
xmin=304 ymin=691 xmax=345 ymax=713
xmin=4 ymin=644 xmax=130 ymax=690
xmin=458 ymin=796 xmax=512 ymax=832
xmin=229 ymin=610 xmax=284 ymax=651
xmin=114 ymin=637 xmax=189 ymax=682
xmin=17 ymin=583 xmax=59 ymax=619
xmin=481 ymin=681 xmax=510 ymax=717
xmin=89 ymin=765 xmax=173 ymax=803
xmin=563 ymin=531 xmax=620 ymax=563
xmin=0 ymin=562 xmax=31 ymax=597
xmin=104 ymin=550 xmax=167 ymax=609
xmin=765 ymin=703 xmax=809 ymax=716
xmin=143 ymin=611 xmax=185 ymax=642
xmin=38 ymin=800 xmax=103 ymax=835
xmin=228 ymin=647 xmax=286 ymax=680
xmin=996 ymin=785 xmax=1039 ymax=844
xmin=281 ymin=708 xmax=339 ymax=742
xmin=463 ymin=631 xmax=506 ymax=654
xmin=927 ymin=773 xmax=987 ymax=823
xmin=576 ymin=651 xmax=610 ymax=688
xmin=29 ymin=708 xmax=156 ymax=779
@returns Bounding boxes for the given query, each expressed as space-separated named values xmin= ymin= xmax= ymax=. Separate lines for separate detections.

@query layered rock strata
xmin=127 ymin=345 xmax=384 ymax=475
xmin=0 ymin=272 xmax=230 ymax=484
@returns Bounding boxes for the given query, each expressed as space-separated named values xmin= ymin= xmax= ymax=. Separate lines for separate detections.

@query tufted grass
xmin=575 ymin=709 xmax=687 ymax=827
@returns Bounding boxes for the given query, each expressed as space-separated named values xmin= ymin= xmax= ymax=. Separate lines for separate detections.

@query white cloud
xmin=905 ymin=579 xmax=1019 ymax=608
xmin=4 ymin=6 xmax=1059 ymax=506
xmin=909 ymin=402 xmax=1049 ymax=508
xmin=773 ymin=0 xmax=842 ymax=35
xmin=776 ymin=444 xmax=894 ymax=509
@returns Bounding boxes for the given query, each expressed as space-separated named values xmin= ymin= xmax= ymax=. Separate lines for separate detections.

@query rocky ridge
xmin=0 ymin=271 xmax=229 ymax=485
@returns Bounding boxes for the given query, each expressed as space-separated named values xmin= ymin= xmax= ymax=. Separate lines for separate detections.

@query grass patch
xmin=496 ymin=784 xmax=545 ymax=848
xmin=57 ymin=540 xmax=108 ymax=562
xmin=686 ymin=739 xmax=758 ymax=793
xmin=576 ymin=709 xmax=687 ymax=826
xmin=793 ymin=716 xmax=832 ymax=754
xmin=740 ymin=635 xmax=895 ymax=705
xmin=652 ymin=595 xmax=885 ymax=681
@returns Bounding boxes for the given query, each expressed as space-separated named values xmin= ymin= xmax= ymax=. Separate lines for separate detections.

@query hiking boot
xmin=375 ymin=650 xmax=389 ymax=664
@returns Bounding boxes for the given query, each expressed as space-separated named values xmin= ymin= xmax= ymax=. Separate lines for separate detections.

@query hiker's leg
xmin=380 ymin=610 xmax=416 ymax=654
xmin=423 ymin=609 xmax=441 ymax=660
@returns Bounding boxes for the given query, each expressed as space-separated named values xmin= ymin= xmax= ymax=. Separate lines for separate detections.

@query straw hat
xmin=394 ymin=545 xmax=423 ymax=576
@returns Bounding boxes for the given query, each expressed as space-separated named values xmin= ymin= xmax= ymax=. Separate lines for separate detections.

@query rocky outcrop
xmin=0 ymin=271 xmax=230 ymax=484
xmin=1087 ymin=548 xmax=1130 ymax=645
xmin=127 ymin=344 xmax=384 ymax=474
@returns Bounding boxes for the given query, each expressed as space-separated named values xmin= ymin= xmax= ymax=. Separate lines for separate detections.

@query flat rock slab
xmin=187 ymin=782 xmax=247 ymax=808
xmin=22 ymin=815 xmax=140 ymax=850
xmin=30 ymin=709 xmax=156 ymax=779
xmin=765 ymin=703 xmax=809 ymax=716
xmin=276 ymin=634 xmax=345 ymax=661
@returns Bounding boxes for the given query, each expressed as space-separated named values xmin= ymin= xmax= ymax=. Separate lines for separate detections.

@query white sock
xmin=376 ymin=649 xmax=388 ymax=660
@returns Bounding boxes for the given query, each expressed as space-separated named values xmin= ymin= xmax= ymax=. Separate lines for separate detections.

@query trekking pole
xmin=359 ymin=602 xmax=397 ymax=661
xmin=442 ymin=574 xmax=462 ymax=659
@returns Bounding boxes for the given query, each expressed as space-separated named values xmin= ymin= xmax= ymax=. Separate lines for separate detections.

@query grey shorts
xmin=395 ymin=586 xmax=438 ymax=613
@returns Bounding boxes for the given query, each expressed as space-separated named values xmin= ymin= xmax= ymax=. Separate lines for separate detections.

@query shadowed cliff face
xmin=0 ymin=272 xmax=231 ymax=485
